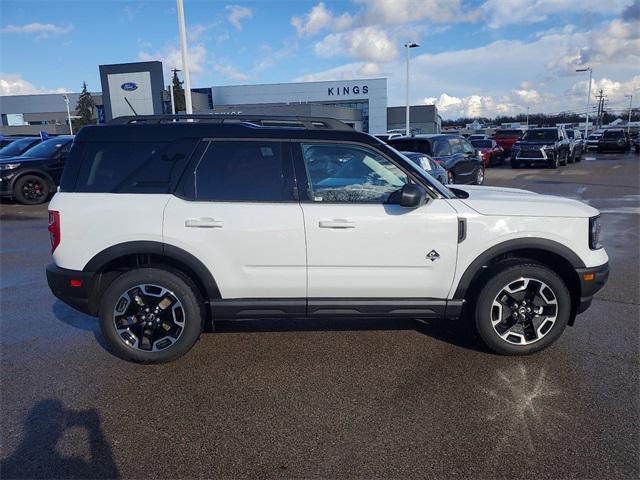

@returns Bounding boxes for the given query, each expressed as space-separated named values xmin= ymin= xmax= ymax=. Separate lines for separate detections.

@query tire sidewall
xmin=474 ymin=263 xmax=571 ymax=355
xmin=14 ymin=174 xmax=50 ymax=205
xmin=99 ymin=268 xmax=203 ymax=363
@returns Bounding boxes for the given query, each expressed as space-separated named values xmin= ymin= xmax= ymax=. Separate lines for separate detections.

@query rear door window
xmin=184 ymin=140 xmax=293 ymax=202
xmin=73 ymin=140 xmax=197 ymax=193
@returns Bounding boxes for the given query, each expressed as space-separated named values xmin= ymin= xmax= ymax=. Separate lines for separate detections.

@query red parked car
xmin=470 ymin=139 xmax=504 ymax=167
xmin=492 ymin=129 xmax=523 ymax=156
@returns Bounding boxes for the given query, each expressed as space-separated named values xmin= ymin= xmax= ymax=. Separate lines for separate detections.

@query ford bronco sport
xmin=46 ymin=115 xmax=609 ymax=363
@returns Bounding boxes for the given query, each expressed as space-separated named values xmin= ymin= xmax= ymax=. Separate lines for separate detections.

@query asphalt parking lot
xmin=1 ymin=152 xmax=638 ymax=479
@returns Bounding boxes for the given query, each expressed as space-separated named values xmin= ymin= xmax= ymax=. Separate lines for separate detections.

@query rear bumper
xmin=46 ymin=263 xmax=97 ymax=316
xmin=575 ymin=261 xmax=609 ymax=314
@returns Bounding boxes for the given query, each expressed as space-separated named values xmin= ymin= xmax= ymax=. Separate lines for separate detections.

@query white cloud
xmin=314 ymin=26 xmax=398 ymax=63
xmin=296 ymin=62 xmax=386 ymax=82
xmin=138 ymin=43 xmax=207 ymax=76
xmin=1 ymin=22 xmax=73 ymax=39
xmin=212 ymin=62 xmax=250 ymax=81
xmin=0 ymin=73 xmax=68 ymax=96
xmin=291 ymin=2 xmax=334 ymax=36
xmin=225 ymin=5 xmax=253 ymax=31
xmin=481 ymin=0 xmax=630 ymax=29
xmin=253 ymin=44 xmax=297 ymax=72
xmin=356 ymin=0 xmax=472 ymax=25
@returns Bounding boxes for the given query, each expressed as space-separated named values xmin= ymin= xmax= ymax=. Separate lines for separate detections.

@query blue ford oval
xmin=120 ymin=82 xmax=138 ymax=91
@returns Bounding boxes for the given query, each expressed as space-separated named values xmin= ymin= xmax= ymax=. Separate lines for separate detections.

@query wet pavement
xmin=1 ymin=152 xmax=638 ymax=479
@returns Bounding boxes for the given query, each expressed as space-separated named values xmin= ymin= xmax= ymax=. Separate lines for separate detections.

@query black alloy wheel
xmin=14 ymin=174 xmax=50 ymax=205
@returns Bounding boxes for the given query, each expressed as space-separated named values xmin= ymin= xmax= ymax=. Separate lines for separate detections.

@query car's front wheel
xmin=473 ymin=262 xmax=571 ymax=355
xmin=99 ymin=268 xmax=203 ymax=363
xmin=474 ymin=165 xmax=485 ymax=185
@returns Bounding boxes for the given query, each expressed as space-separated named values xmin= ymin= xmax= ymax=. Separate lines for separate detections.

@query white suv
xmin=46 ymin=115 xmax=609 ymax=363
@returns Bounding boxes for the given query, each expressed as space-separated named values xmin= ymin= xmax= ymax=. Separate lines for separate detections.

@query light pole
xmin=176 ymin=0 xmax=193 ymax=114
xmin=576 ymin=66 xmax=592 ymax=139
xmin=62 ymin=94 xmax=73 ymax=135
xmin=526 ymin=106 xmax=530 ymax=129
xmin=624 ymin=94 xmax=633 ymax=136
xmin=404 ymin=42 xmax=419 ymax=136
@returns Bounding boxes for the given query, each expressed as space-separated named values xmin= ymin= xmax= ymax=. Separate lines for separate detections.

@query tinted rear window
xmin=603 ymin=130 xmax=624 ymax=139
xmin=494 ymin=130 xmax=522 ymax=137
xmin=471 ymin=140 xmax=492 ymax=148
xmin=183 ymin=140 xmax=293 ymax=202
xmin=387 ymin=139 xmax=433 ymax=155
xmin=70 ymin=140 xmax=197 ymax=193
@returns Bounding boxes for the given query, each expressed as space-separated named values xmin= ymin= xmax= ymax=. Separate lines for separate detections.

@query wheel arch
xmin=454 ymin=239 xmax=584 ymax=325
xmin=9 ymin=169 xmax=57 ymax=194
xmin=83 ymin=241 xmax=221 ymax=316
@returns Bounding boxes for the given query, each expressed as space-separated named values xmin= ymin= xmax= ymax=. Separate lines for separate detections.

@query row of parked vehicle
xmin=0 ymin=135 xmax=74 ymax=204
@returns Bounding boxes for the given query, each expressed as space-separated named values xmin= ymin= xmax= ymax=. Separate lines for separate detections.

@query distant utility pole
xmin=594 ymin=89 xmax=606 ymax=128
xmin=625 ymin=94 xmax=633 ymax=135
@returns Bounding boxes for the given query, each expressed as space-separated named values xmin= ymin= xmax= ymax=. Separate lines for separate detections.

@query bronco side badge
xmin=426 ymin=250 xmax=440 ymax=261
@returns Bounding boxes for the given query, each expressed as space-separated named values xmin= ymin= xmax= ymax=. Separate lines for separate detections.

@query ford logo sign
xmin=121 ymin=82 xmax=138 ymax=91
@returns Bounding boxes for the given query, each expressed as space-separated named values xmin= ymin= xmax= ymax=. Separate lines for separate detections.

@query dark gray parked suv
xmin=511 ymin=127 xmax=570 ymax=169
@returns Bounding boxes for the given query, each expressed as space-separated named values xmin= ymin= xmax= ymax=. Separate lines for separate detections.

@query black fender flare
xmin=83 ymin=240 xmax=221 ymax=300
xmin=453 ymin=238 xmax=585 ymax=299
xmin=9 ymin=168 xmax=57 ymax=194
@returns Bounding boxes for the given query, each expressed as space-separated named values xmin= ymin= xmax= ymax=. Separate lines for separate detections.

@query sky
xmin=1 ymin=0 xmax=639 ymax=119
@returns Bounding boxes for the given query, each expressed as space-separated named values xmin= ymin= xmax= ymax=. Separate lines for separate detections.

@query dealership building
xmin=0 ymin=61 xmax=440 ymax=136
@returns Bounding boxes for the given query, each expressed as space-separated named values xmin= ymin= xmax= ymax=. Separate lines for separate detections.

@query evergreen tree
xmin=171 ymin=69 xmax=186 ymax=113
xmin=74 ymin=81 xmax=95 ymax=128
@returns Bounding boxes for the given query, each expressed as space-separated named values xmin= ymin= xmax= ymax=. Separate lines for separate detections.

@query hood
xmin=451 ymin=185 xmax=599 ymax=218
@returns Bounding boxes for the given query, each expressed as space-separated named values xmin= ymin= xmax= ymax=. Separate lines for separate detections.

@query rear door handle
xmin=185 ymin=217 xmax=224 ymax=228
xmin=319 ymin=219 xmax=356 ymax=229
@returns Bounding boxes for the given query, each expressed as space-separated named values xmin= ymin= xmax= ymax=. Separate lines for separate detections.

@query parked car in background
xmin=388 ymin=134 xmax=484 ymax=184
xmin=598 ymin=129 xmax=630 ymax=152
xmin=0 ymin=136 xmax=73 ymax=204
xmin=565 ymin=129 xmax=585 ymax=162
xmin=470 ymin=139 xmax=504 ymax=167
xmin=511 ymin=127 xmax=570 ymax=169
xmin=586 ymin=132 xmax=603 ymax=151
xmin=492 ymin=129 xmax=523 ymax=156
xmin=0 ymin=137 xmax=41 ymax=159
xmin=401 ymin=151 xmax=450 ymax=185
xmin=468 ymin=134 xmax=490 ymax=142
xmin=630 ymin=133 xmax=640 ymax=154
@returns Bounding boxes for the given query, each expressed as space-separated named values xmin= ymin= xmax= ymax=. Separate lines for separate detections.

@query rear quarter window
xmin=65 ymin=140 xmax=197 ymax=193
xmin=388 ymin=139 xmax=433 ymax=156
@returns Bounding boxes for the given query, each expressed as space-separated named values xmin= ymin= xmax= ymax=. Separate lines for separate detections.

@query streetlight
xmin=624 ymin=94 xmax=633 ymax=136
xmin=526 ymin=106 xmax=530 ymax=129
xmin=176 ymin=0 xmax=193 ymax=114
xmin=576 ymin=66 xmax=592 ymax=139
xmin=62 ymin=94 xmax=73 ymax=135
xmin=404 ymin=42 xmax=420 ymax=136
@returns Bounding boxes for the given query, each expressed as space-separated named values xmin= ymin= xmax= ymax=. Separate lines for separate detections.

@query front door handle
xmin=185 ymin=217 xmax=224 ymax=228
xmin=319 ymin=219 xmax=356 ymax=229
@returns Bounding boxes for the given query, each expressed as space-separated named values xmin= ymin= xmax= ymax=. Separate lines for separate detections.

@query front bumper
xmin=46 ymin=263 xmax=97 ymax=316
xmin=575 ymin=261 xmax=609 ymax=314
xmin=516 ymin=147 xmax=555 ymax=162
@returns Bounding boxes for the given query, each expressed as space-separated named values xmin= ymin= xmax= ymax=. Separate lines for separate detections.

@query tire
xmin=560 ymin=151 xmax=568 ymax=166
xmin=99 ymin=268 xmax=203 ymax=363
xmin=13 ymin=174 xmax=50 ymax=205
xmin=511 ymin=160 xmax=520 ymax=169
xmin=549 ymin=155 xmax=559 ymax=169
xmin=448 ymin=170 xmax=455 ymax=184
xmin=473 ymin=262 xmax=571 ymax=355
xmin=568 ymin=150 xmax=575 ymax=164
xmin=475 ymin=165 xmax=485 ymax=185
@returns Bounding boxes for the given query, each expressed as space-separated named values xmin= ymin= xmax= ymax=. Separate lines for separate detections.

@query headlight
xmin=0 ymin=163 xmax=21 ymax=171
xmin=589 ymin=216 xmax=602 ymax=250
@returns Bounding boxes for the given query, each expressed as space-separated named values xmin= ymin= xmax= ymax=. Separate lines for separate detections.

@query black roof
xmin=74 ymin=115 xmax=380 ymax=145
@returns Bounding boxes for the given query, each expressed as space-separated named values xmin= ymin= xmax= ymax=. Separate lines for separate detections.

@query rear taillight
xmin=48 ymin=210 xmax=60 ymax=253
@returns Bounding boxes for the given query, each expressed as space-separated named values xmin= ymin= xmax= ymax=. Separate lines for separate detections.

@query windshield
xmin=383 ymin=144 xmax=454 ymax=199
xmin=471 ymin=140 xmax=492 ymax=148
xmin=494 ymin=130 xmax=522 ymax=137
xmin=522 ymin=129 xmax=558 ymax=142
xmin=0 ymin=138 xmax=38 ymax=156
xmin=603 ymin=130 xmax=624 ymax=139
xmin=21 ymin=138 xmax=67 ymax=158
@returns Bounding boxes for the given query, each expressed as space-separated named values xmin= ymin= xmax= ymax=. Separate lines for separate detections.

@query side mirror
xmin=399 ymin=183 xmax=427 ymax=208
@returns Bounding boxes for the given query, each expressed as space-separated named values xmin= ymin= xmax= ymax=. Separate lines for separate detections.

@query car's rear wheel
xmin=99 ymin=268 xmax=203 ymax=363
xmin=474 ymin=262 xmax=570 ymax=355
xmin=13 ymin=174 xmax=50 ymax=205
xmin=448 ymin=170 xmax=455 ymax=184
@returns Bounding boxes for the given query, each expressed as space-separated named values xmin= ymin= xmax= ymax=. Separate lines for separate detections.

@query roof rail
xmin=108 ymin=114 xmax=354 ymax=131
